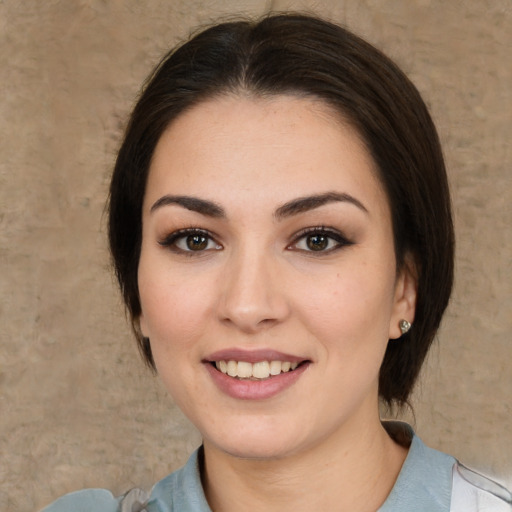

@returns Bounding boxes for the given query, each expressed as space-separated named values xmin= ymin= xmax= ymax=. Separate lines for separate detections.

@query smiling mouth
xmin=211 ymin=360 xmax=306 ymax=380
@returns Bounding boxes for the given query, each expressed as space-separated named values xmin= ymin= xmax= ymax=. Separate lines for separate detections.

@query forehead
xmin=145 ymin=94 xmax=387 ymax=216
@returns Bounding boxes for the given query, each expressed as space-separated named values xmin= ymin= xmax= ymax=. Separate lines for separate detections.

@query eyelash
xmin=158 ymin=228 xmax=222 ymax=255
xmin=288 ymin=226 xmax=353 ymax=254
xmin=159 ymin=226 xmax=352 ymax=256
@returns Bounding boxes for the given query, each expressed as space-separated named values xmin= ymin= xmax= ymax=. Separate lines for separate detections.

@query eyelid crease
xmin=158 ymin=227 xmax=211 ymax=244
xmin=291 ymin=225 xmax=352 ymax=240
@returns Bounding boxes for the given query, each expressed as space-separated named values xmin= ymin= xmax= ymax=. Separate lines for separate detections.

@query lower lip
xmin=204 ymin=362 xmax=310 ymax=400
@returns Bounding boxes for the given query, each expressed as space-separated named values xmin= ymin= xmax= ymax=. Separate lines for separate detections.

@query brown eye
xmin=159 ymin=229 xmax=222 ymax=254
xmin=306 ymin=234 xmax=329 ymax=251
xmin=186 ymin=234 xmax=208 ymax=251
xmin=289 ymin=227 xmax=352 ymax=254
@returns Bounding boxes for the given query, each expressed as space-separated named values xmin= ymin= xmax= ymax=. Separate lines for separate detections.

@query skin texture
xmin=138 ymin=95 xmax=417 ymax=511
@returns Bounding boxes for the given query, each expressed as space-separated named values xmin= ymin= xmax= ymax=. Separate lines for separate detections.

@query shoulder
xmin=40 ymin=486 xmax=160 ymax=512
xmin=450 ymin=462 xmax=512 ymax=512
xmin=381 ymin=422 xmax=512 ymax=511
xmin=39 ymin=488 xmax=122 ymax=512
xmin=39 ymin=448 xmax=210 ymax=512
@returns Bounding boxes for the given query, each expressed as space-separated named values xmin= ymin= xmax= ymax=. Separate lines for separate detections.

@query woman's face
xmin=138 ymin=95 xmax=416 ymax=459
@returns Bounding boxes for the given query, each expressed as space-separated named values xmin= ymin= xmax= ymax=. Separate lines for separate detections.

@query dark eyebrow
xmin=150 ymin=195 xmax=225 ymax=217
xmin=274 ymin=192 xmax=368 ymax=220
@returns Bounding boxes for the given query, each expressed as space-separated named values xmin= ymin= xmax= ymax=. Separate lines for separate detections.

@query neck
xmin=201 ymin=413 xmax=408 ymax=512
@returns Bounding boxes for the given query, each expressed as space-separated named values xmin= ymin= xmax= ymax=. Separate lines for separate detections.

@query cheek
xmin=295 ymin=263 xmax=395 ymax=349
xmin=138 ymin=266 xmax=215 ymax=352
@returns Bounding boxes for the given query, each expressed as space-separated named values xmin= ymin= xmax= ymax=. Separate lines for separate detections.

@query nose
xmin=217 ymin=246 xmax=290 ymax=334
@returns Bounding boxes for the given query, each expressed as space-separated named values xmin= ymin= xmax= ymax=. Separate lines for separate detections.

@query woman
xmin=42 ymin=13 xmax=511 ymax=512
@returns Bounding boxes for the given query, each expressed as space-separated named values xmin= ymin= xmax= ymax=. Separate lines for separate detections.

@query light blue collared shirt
xmin=40 ymin=424 xmax=512 ymax=511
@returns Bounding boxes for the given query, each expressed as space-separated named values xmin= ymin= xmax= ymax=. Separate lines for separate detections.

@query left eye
xmin=290 ymin=229 xmax=350 ymax=253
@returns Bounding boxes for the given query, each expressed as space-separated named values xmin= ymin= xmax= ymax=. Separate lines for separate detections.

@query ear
xmin=388 ymin=253 xmax=418 ymax=339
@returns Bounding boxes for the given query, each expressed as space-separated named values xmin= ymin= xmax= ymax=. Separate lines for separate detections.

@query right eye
xmin=159 ymin=229 xmax=222 ymax=254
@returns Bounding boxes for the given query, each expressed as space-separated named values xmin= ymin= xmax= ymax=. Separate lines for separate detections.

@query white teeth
xmin=269 ymin=360 xmax=282 ymax=376
xmin=237 ymin=361 xmax=253 ymax=378
xmin=215 ymin=360 xmax=301 ymax=379
xmin=252 ymin=361 xmax=270 ymax=379
xmin=227 ymin=360 xmax=238 ymax=377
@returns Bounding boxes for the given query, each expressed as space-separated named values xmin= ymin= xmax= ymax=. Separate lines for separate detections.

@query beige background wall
xmin=1 ymin=1 xmax=510 ymax=510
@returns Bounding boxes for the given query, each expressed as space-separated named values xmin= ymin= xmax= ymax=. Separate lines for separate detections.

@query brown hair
xmin=109 ymin=13 xmax=454 ymax=407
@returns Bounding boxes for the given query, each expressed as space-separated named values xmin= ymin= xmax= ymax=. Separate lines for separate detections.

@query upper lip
xmin=204 ymin=348 xmax=307 ymax=364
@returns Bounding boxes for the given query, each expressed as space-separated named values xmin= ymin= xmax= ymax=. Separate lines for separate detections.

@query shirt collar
xmin=149 ymin=423 xmax=456 ymax=512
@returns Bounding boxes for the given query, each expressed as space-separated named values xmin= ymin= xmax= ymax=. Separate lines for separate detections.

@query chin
xmin=204 ymin=424 xmax=306 ymax=461
xmin=216 ymin=441 xmax=297 ymax=461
